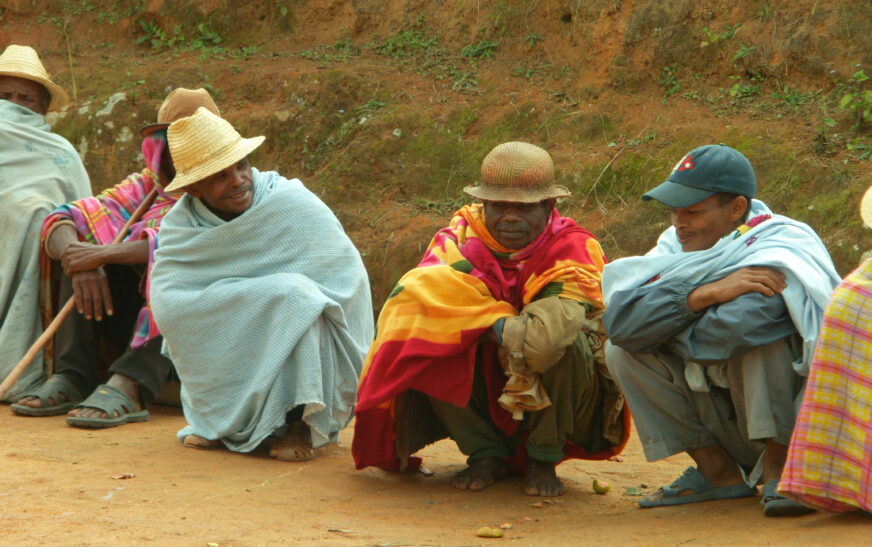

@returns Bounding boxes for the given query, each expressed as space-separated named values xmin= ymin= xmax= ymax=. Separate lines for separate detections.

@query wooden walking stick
xmin=0 ymin=187 xmax=161 ymax=400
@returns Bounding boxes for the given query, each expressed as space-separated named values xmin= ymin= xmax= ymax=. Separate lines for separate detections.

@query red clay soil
xmin=0 ymin=406 xmax=868 ymax=546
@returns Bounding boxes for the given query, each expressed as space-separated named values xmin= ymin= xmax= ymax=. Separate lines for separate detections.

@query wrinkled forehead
xmin=0 ymin=75 xmax=48 ymax=97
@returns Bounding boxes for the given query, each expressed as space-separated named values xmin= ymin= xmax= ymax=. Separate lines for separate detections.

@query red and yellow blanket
xmin=352 ymin=204 xmax=629 ymax=471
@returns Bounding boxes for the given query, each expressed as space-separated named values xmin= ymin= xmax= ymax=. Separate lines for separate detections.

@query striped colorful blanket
xmin=353 ymin=204 xmax=629 ymax=471
xmin=40 ymin=169 xmax=176 ymax=349
xmin=779 ymin=258 xmax=872 ymax=513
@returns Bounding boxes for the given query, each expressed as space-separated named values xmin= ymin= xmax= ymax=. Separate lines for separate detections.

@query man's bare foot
xmin=269 ymin=421 xmax=324 ymax=462
xmin=67 ymin=374 xmax=141 ymax=419
xmin=450 ymin=457 xmax=509 ymax=491
xmin=523 ymin=459 xmax=565 ymax=497
xmin=183 ymin=435 xmax=221 ymax=450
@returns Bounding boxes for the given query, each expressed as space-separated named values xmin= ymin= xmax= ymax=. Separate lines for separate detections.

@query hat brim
xmin=140 ymin=123 xmax=169 ymax=137
xmin=0 ymin=70 xmax=69 ymax=112
xmin=463 ymin=184 xmax=570 ymax=203
xmin=642 ymin=180 xmax=715 ymax=208
xmin=164 ymin=135 xmax=265 ymax=194
xmin=861 ymin=186 xmax=872 ymax=229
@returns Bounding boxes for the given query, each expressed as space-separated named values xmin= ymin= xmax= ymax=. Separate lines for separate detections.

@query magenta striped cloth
xmin=779 ymin=258 xmax=872 ymax=512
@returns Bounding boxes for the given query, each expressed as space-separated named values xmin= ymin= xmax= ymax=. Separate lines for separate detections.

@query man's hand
xmin=71 ymin=269 xmax=113 ymax=321
xmin=61 ymin=242 xmax=107 ymax=277
xmin=688 ymin=266 xmax=786 ymax=313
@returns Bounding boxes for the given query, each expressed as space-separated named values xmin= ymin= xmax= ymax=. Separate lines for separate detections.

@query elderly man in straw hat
xmin=602 ymin=144 xmax=840 ymax=516
xmin=0 ymin=45 xmax=91 ymax=401
xmin=149 ymin=107 xmax=373 ymax=460
xmin=12 ymin=89 xmax=220 ymax=429
xmin=352 ymin=142 xmax=630 ymax=496
xmin=779 ymin=185 xmax=872 ymax=514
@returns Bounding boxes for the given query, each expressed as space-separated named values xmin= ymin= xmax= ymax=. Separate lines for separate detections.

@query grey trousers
xmin=605 ymin=337 xmax=802 ymax=469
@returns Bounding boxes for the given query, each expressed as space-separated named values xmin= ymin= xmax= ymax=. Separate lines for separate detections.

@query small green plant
xmin=191 ymin=23 xmax=222 ymax=49
xmin=461 ymin=40 xmax=498 ymax=59
xmin=121 ymin=71 xmax=145 ymax=105
xmin=730 ymin=82 xmax=760 ymax=99
xmin=659 ymin=64 xmax=681 ymax=97
xmin=838 ymin=70 xmax=871 ymax=128
xmin=375 ymin=28 xmax=438 ymax=59
xmin=701 ymin=23 xmax=741 ymax=47
xmin=524 ymin=33 xmax=544 ymax=47
xmin=136 ymin=19 xmax=168 ymax=48
xmin=511 ymin=66 xmax=536 ymax=80
xmin=771 ymin=86 xmax=819 ymax=107
xmin=732 ymin=44 xmax=756 ymax=62
xmin=846 ymin=138 xmax=871 ymax=160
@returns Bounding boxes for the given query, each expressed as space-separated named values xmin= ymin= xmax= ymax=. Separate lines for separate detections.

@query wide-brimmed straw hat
xmin=0 ymin=44 xmax=69 ymax=111
xmin=464 ymin=142 xmax=570 ymax=203
xmin=165 ymin=107 xmax=265 ymax=193
xmin=140 ymin=87 xmax=220 ymax=136
xmin=862 ymin=185 xmax=872 ymax=229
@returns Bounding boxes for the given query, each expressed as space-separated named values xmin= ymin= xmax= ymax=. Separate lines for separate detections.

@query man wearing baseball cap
xmin=12 ymin=88 xmax=219 ymax=429
xmin=601 ymin=144 xmax=840 ymax=516
xmin=149 ymin=108 xmax=373 ymax=461
xmin=0 ymin=45 xmax=91 ymax=401
xmin=352 ymin=142 xmax=629 ymax=497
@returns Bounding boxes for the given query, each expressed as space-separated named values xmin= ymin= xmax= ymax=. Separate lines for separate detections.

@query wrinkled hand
xmin=61 ymin=241 xmax=106 ymax=277
xmin=71 ymin=269 xmax=113 ymax=321
xmin=688 ymin=266 xmax=786 ymax=313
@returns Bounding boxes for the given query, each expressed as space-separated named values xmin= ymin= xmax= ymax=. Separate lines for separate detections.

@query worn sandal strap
xmin=16 ymin=374 xmax=83 ymax=406
xmin=74 ymin=384 xmax=137 ymax=416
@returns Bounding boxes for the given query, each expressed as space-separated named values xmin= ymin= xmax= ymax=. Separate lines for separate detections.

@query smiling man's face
xmin=670 ymin=194 xmax=746 ymax=252
xmin=186 ymin=157 xmax=253 ymax=221
xmin=483 ymin=199 xmax=554 ymax=250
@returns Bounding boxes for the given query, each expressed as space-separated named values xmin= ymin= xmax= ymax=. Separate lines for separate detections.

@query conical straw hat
xmin=165 ymin=107 xmax=265 ymax=193
xmin=0 ymin=45 xmax=69 ymax=111
xmin=464 ymin=141 xmax=570 ymax=203
xmin=140 ymin=87 xmax=221 ymax=136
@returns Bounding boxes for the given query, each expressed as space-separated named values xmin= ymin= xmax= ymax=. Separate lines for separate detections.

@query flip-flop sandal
xmin=762 ymin=479 xmax=816 ymax=517
xmin=11 ymin=375 xmax=83 ymax=417
xmin=639 ymin=467 xmax=757 ymax=508
xmin=65 ymin=384 xmax=149 ymax=429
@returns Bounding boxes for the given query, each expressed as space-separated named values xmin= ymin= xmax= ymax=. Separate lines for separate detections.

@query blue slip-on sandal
xmin=11 ymin=375 xmax=83 ymax=417
xmin=761 ymin=479 xmax=817 ymax=517
xmin=65 ymin=384 xmax=149 ymax=429
xmin=638 ymin=467 xmax=757 ymax=508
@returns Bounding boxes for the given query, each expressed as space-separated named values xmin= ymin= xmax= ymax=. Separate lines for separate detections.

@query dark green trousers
xmin=428 ymin=333 xmax=603 ymax=464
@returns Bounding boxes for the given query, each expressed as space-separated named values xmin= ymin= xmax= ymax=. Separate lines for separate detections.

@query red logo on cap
xmin=677 ymin=154 xmax=695 ymax=171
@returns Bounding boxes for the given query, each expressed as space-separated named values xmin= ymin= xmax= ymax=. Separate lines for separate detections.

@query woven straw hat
xmin=862 ymin=185 xmax=872 ymax=229
xmin=140 ymin=88 xmax=220 ymax=136
xmin=0 ymin=45 xmax=68 ymax=111
xmin=464 ymin=142 xmax=570 ymax=203
xmin=165 ymin=107 xmax=265 ymax=193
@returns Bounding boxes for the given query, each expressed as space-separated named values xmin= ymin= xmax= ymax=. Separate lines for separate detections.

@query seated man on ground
xmin=352 ymin=142 xmax=629 ymax=496
xmin=779 ymin=185 xmax=872 ymax=514
xmin=12 ymin=88 xmax=220 ymax=427
xmin=149 ymin=107 xmax=373 ymax=461
xmin=0 ymin=44 xmax=91 ymax=400
xmin=602 ymin=144 xmax=840 ymax=516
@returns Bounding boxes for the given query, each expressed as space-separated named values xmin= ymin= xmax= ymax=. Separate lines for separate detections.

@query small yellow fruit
xmin=476 ymin=526 xmax=504 ymax=538
xmin=592 ymin=479 xmax=611 ymax=495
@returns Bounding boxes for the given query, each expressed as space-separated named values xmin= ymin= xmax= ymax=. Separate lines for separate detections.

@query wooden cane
xmin=0 ymin=188 xmax=161 ymax=400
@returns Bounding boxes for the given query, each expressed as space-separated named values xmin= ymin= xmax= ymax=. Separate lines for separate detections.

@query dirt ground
xmin=0 ymin=405 xmax=868 ymax=546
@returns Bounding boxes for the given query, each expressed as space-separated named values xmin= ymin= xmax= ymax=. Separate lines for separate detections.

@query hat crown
xmin=667 ymin=144 xmax=756 ymax=197
xmin=169 ymin=107 xmax=242 ymax=174
xmin=157 ymin=88 xmax=220 ymax=124
xmin=0 ymin=45 xmax=50 ymax=80
xmin=480 ymin=141 xmax=555 ymax=189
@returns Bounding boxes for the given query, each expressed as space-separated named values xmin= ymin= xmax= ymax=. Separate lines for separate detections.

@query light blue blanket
xmin=150 ymin=169 xmax=373 ymax=451
xmin=603 ymin=200 xmax=840 ymax=377
xmin=0 ymin=101 xmax=91 ymax=401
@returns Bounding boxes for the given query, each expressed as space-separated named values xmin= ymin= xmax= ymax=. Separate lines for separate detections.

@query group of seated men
xmin=1 ymin=44 xmax=868 ymax=517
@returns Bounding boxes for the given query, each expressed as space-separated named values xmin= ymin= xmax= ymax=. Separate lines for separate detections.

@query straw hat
xmin=165 ymin=107 xmax=265 ymax=193
xmin=464 ymin=142 xmax=570 ymax=203
xmin=0 ymin=45 xmax=68 ymax=111
xmin=862 ymin=185 xmax=872 ymax=229
xmin=140 ymin=87 xmax=220 ymax=136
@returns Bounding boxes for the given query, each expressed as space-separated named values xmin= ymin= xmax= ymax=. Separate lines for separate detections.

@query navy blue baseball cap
xmin=642 ymin=144 xmax=756 ymax=208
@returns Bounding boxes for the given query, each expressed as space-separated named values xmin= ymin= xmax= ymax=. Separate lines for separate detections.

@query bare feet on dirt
xmin=269 ymin=421 xmax=323 ymax=462
xmin=182 ymin=435 xmax=221 ymax=450
xmin=450 ymin=456 xmax=509 ymax=491
xmin=67 ymin=373 xmax=142 ymax=419
xmin=523 ymin=459 xmax=565 ymax=497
